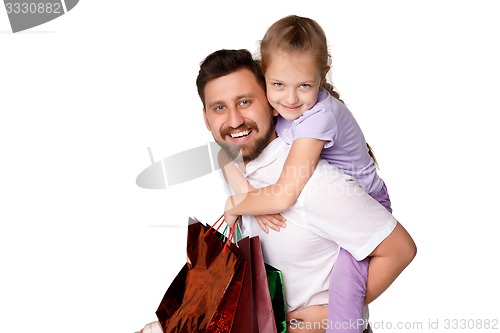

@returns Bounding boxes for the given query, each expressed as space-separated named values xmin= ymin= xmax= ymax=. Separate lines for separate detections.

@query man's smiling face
xmin=203 ymin=68 xmax=278 ymax=163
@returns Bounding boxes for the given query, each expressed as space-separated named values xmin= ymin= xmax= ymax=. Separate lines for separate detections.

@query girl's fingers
xmin=268 ymin=214 xmax=286 ymax=228
xmin=256 ymin=218 xmax=270 ymax=233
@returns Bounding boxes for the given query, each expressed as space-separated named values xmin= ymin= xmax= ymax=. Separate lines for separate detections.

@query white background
xmin=1 ymin=1 xmax=499 ymax=332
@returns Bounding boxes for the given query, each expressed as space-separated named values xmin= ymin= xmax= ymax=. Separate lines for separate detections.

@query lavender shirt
xmin=276 ymin=89 xmax=383 ymax=196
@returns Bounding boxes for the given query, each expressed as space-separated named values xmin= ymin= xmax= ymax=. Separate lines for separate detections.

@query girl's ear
xmin=321 ymin=66 xmax=331 ymax=85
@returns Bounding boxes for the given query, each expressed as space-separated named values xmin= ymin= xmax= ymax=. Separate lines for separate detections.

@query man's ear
xmin=202 ymin=108 xmax=211 ymax=131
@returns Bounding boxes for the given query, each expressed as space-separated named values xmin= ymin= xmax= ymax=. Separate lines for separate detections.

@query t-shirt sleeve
xmin=300 ymin=169 xmax=397 ymax=260
xmin=292 ymin=108 xmax=338 ymax=149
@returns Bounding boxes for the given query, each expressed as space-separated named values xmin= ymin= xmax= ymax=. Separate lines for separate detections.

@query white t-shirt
xmin=223 ymin=137 xmax=397 ymax=312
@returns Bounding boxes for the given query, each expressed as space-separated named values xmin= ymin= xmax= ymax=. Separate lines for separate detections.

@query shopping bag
xmin=265 ymin=263 xmax=287 ymax=333
xmin=206 ymin=256 xmax=247 ymax=333
xmin=206 ymin=221 xmax=248 ymax=333
xmin=250 ymin=236 xmax=279 ymax=333
xmin=226 ymin=235 xmax=258 ymax=332
xmin=209 ymin=217 xmax=258 ymax=332
xmin=155 ymin=218 xmax=244 ymax=333
xmin=218 ymin=220 xmax=280 ymax=333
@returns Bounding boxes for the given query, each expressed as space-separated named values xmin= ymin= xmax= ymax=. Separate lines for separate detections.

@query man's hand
xmin=138 ymin=321 xmax=162 ymax=333
xmin=223 ymin=210 xmax=240 ymax=227
xmin=255 ymin=214 xmax=287 ymax=233
xmin=287 ymin=305 xmax=328 ymax=333
xmin=365 ymin=222 xmax=417 ymax=304
xmin=224 ymin=196 xmax=240 ymax=227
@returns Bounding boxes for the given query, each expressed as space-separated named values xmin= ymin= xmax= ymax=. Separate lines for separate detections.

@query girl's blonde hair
xmin=259 ymin=15 xmax=344 ymax=104
xmin=259 ymin=15 xmax=379 ymax=167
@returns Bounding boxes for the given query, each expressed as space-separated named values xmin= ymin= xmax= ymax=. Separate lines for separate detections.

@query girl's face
xmin=265 ymin=51 xmax=324 ymax=121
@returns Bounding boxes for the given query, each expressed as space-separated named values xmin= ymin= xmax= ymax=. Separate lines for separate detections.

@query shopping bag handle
xmin=204 ymin=214 xmax=225 ymax=236
xmin=204 ymin=214 xmax=242 ymax=251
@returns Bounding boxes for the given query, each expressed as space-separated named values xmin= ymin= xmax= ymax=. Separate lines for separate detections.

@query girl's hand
xmin=255 ymin=214 xmax=286 ymax=233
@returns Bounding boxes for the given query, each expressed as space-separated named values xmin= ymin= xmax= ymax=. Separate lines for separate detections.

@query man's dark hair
xmin=196 ymin=49 xmax=266 ymax=108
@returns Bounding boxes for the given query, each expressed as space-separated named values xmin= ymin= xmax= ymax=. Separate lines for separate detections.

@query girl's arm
xmin=219 ymin=150 xmax=287 ymax=232
xmin=364 ymin=222 xmax=417 ymax=304
xmin=225 ymin=137 xmax=325 ymax=217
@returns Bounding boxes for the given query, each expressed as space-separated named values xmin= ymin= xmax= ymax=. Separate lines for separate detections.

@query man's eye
xmin=214 ymin=105 xmax=225 ymax=111
xmin=239 ymin=100 xmax=250 ymax=106
xmin=274 ymin=82 xmax=284 ymax=88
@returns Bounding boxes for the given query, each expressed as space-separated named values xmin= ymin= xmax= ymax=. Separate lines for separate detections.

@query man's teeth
xmin=230 ymin=130 xmax=250 ymax=138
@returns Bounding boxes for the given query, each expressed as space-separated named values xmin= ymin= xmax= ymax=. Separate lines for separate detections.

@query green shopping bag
xmin=265 ymin=263 xmax=287 ymax=333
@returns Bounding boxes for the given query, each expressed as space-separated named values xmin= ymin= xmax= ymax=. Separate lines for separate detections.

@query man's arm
xmin=218 ymin=149 xmax=253 ymax=194
xmin=365 ymin=222 xmax=417 ymax=304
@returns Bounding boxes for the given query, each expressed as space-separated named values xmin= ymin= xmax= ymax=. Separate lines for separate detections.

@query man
xmin=197 ymin=49 xmax=416 ymax=333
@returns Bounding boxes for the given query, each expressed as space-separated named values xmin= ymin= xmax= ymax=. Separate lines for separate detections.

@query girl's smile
xmin=265 ymin=51 xmax=324 ymax=121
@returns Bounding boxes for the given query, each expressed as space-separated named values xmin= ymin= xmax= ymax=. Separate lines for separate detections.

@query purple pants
xmin=326 ymin=184 xmax=391 ymax=333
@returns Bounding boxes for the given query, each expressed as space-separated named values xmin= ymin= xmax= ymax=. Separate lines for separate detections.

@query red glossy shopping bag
xmin=155 ymin=218 xmax=245 ymax=333
xmin=226 ymin=219 xmax=278 ymax=332
xmin=222 ymin=235 xmax=255 ymax=332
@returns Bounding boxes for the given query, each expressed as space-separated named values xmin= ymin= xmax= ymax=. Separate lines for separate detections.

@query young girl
xmin=222 ymin=15 xmax=393 ymax=333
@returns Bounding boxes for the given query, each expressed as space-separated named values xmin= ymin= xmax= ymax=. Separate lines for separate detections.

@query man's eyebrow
xmin=207 ymin=100 xmax=224 ymax=109
xmin=236 ymin=94 xmax=256 ymax=100
xmin=207 ymin=94 xmax=256 ymax=109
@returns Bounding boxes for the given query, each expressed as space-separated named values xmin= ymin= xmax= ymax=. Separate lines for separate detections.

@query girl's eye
xmin=300 ymin=83 xmax=311 ymax=89
xmin=274 ymin=82 xmax=284 ymax=88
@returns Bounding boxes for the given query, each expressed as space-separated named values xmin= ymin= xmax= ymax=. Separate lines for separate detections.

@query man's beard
xmin=216 ymin=123 xmax=274 ymax=163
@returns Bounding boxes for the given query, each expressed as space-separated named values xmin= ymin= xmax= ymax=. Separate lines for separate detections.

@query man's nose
xmin=227 ymin=107 xmax=245 ymax=128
